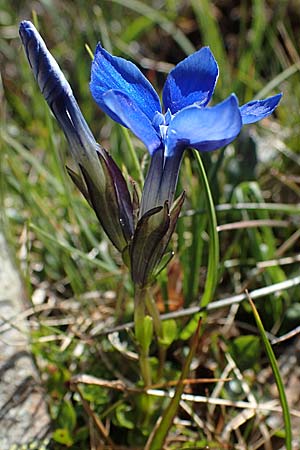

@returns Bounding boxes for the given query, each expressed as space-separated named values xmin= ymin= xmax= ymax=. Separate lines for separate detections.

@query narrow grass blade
xmin=108 ymin=0 xmax=195 ymax=55
xmin=30 ymin=223 xmax=119 ymax=273
xmin=247 ymin=291 xmax=292 ymax=450
xmin=121 ymin=127 xmax=144 ymax=186
xmin=2 ymin=130 xmax=63 ymax=193
xmin=254 ymin=63 xmax=300 ymax=100
xmin=194 ymin=151 xmax=219 ymax=307
xmin=145 ymin=320 xmax=202 ymax=450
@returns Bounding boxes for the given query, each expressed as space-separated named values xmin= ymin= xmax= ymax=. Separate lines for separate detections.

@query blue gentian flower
xmin=90 ymin=44 xmax=281 ymax=157
xmin=19 ymin=21 xmax=282 ymax=286
xmin=90 ymin=44 xmax=282 ymax=213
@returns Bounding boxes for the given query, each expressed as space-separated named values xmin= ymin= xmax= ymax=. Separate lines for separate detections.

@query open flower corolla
xmin=90 ymin=45 xmax=282 ymax=158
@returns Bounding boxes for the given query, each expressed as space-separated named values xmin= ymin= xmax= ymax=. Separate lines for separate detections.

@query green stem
xmin=194 ymin=151 xmax=219 ymax=307
xmin=144 ymin=288 xmax=163 ymax=338
xmin=179 ymin=152 xmax=219 ymax=340
xmin=144 ymin=287 xmax=166 ymax=379
xmin=134 ymin=285 xmax=152 ymax=386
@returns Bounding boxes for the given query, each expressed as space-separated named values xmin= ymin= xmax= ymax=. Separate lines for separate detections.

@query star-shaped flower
xmin=90 ymin=44 xmax=282 ymax=158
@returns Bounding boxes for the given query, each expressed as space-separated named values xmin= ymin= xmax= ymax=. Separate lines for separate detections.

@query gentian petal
xmin=240 ymin=93 xmax=282 ymax=125
xmin=19 ymin=21 xmax=72 ymax=104
xmin=103 ymin=89 xmax=162 ymax=155
xmin=90 ymin=43 xmax=161 ymax=125
xmin=166 ymin=94 xmax=242 ymax=156
xmin=162 ymin=47 xmax=218 ymax=114
xmin=19 ymin=21 xmax=102 ymax=173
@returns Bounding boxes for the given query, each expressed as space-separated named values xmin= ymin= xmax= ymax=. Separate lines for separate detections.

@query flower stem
xmin=134 ymin=285 xmax=152 ymax=386
xmin=144 ymin=287 xmax=166 ymax=379
xmin=144 ymin=288 xmax=162 ymax=338
xmin=194 ymin=151 xmax=219 ymax=307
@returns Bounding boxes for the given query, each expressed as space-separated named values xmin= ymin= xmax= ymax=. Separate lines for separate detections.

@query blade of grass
xmin=179 ymin=151 xmax=219 ymax=339
xmin=246 ymin=291 xmax=292 ymax=450
xmin=216 ymin=202 xmax=300 ymax=215
xmin=194 ymin=151 xmax=219 ymax=307
xmin=145 ymin=319 xmax=202 ymax=450
xmin=108 ymin=0 xmax=195 ymax=55
xmin=233 ymin=182 xmax=287 ymax=324
xmin=254 ymin=63 xmax=300 ymax=99
xmin=30 ymin=223 xmax=119 ymax=274
xmin=121 ymin=127 xmax=144 ymax=186
xmin=182 ymin=202 xmax=300 ymax=217
xmin=2 ymin=130 xmax=63 ymax=193
xmin=183 ymin=157 xmax=206 ymax=302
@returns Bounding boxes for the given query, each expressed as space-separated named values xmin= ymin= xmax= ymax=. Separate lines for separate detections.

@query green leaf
xmin=230 ymin=335 xmax=260 ymax=371
xmin=52 ymin=428 xmax=74 ymax=447
xmin=114 ymin=404 xmax=135 ymax=430
xmin=57 ymin=399 xmax=77 ymax=432
xmin=136 ymin=315 xmax=154 ymax=354
xmin=159 ymin=319 xmax=178 ymax=348
xmin=66 ymin=165 xmax=91 ymax=205
xmin=179 ymin=312 xmax=202 ymax=341
xmin=130 ymin=204 xmax=170 ymax=285
xmin=81 ymin=385 xmax=109 ymax=406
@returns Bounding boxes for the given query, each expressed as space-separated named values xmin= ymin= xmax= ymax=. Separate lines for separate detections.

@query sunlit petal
xmin=90 ymin=43 xmax=161 ymax=125
xmin=163 ymin=47 xmax=218 ymax=114
xmin=166 ymin=94 xmax=242 ymax=156
xmin=103 ymin=89 xmax=162 ymax=155
xmin=240 ymin=93 xmax=282 ymax=125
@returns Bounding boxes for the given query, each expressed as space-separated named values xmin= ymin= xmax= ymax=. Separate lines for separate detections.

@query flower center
xmin=152 ymin=109 xmax=173 ymax=145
